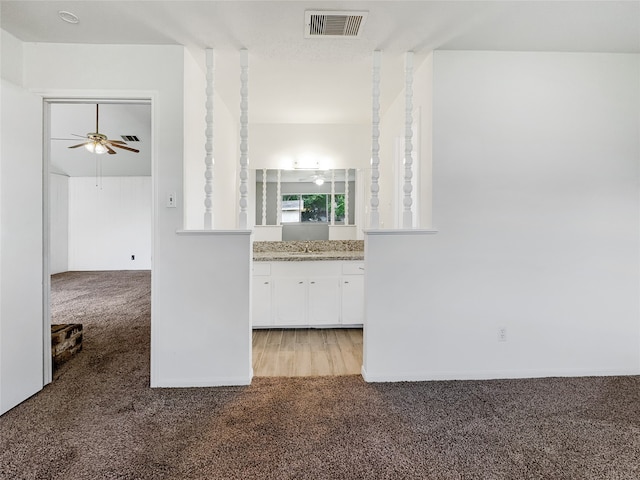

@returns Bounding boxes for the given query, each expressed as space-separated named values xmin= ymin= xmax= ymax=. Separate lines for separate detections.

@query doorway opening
xmin=44 ymin=99 xmax=152 ymax=382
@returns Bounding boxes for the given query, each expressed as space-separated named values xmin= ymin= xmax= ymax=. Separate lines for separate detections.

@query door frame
xmin=41 ymin=90 xmax=156 ymax=386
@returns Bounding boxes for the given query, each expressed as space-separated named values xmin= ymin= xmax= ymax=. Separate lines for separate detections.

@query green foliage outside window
xmin=281 ymin=194 xmax=346 ymax=223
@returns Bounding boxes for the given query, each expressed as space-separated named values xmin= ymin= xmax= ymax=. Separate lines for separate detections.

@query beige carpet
xmin=1 ymin=271 xmax=639 ymax=479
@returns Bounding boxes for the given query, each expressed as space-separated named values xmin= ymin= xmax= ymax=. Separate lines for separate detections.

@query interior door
xmin=0 ymin=80 xmax=45 ymax=415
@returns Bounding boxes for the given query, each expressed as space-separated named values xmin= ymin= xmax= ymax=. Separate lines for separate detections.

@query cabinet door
xmin=308 ymin=278 xmax=340 ymax=325
xmin=273 ymin=278 xmax=307 ymax=326
xmin=341 ymin=275 xmax=364 ymax=325
xmin=252 ymin=278 xmax=273 ymax=326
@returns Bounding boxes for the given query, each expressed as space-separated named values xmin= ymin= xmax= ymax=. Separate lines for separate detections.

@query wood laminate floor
xmin=252 ymin=328 xmax=363 ymax=377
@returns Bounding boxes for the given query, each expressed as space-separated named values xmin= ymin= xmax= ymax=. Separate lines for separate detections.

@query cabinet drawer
xmin=253 ymin=263 xmax=271 ymax=276
xmin=342 ymin=262 xmax=364 ymax=275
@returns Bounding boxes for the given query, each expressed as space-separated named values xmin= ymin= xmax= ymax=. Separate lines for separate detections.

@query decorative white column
xmin=204 ymin=49 xmax=215 ymax=229
xmin=403 ymin=51 xmax=414 ymax=229
xmin=261 ymin=168 xmax=267 ymax=225
xmin=344 ymin=168 xmax=349 ymax=225
xmin=276 ymin=169 xmax=282 ymax=225
xmin=330 ymin=170 xmax=336 ymax=225
xmin=238 ymin=49 xmax=249 ymax=229
xmin=370 ymin=50 xmax=381 ymax=229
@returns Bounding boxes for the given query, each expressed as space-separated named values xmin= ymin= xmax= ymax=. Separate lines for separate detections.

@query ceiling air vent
xmin=121 ymin=135 xmax=140 ymax=142
xmin=305 ymin=11 xmax=368 ymax=38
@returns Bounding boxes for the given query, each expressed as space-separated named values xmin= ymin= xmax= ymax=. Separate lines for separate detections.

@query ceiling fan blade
xmin=110 ymin=143 xmax=139 ymax=153
xmin=71 ymin=133 xmax=88 ymax=138
xmin=68 ymin=143 xmax=88 ymax=149
xmin=105 ymin=144 xmax=117 ymax=155
xmin=108 ymin=140 xmax=127 ymax=144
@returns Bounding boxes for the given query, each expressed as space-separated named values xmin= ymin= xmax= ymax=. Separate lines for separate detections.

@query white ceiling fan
xmin=298 ymin=171 xmax=326 ymax=186
xmin=68 ymin=104 xmax=139 ymax=155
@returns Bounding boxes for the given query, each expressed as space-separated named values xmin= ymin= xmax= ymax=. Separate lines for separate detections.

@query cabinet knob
xmin=264 ymin=281 xmax=269 ymax=284
xmin=344 ymin=281 xmax=349 ymax=284
xmin=310 ymin=281 xmax=315 ymax=284
xmin=298 ymin=281 xmax=304 ymax=284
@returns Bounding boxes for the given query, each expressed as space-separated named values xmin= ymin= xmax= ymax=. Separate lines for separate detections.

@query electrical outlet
xmin=498 ymin=327 xmax=507 ymax=342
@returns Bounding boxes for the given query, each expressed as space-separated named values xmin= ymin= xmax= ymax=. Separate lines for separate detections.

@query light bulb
xmin=84 ymin=142 xmax=96 ymax=153
xmin=94 ymin=143 xmax=107 ymax=155
xmin=314 ymin=178 xmax=325 ymax=186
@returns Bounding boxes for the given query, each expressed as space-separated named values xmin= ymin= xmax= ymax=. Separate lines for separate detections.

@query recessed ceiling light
xmin=58 ymin=11 xmax=79 ymax=24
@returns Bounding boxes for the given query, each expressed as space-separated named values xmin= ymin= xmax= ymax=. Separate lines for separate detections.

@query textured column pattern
xmin=344 ymin=168 xmax=349 ymax=225
xmin=204 ymin=49 xmax=214 ymax=229
xmin=261 ymin=168 xmax=267 ymax=225
xmin=238 ymin=49 xmax=249 ymax=229
xmin=403 ymin=51 xmax=414 ymax=229
xmin=276 ymin=169 xmax=282 ymax=225
xmin=370 ymin=50 xmax=381 ymax=229
xmin=331 ymin=170 xmax=336 ymax=225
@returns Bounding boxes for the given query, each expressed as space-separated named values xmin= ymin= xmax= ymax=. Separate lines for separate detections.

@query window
xmin=281 ymin=194 xmax=345 ymax=223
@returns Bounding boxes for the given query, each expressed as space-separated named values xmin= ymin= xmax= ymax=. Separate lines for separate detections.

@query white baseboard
xmin=360 ymin=366 xmax=640 ymax=383
xmin=152 ymin=374 xmax=252 ymax=388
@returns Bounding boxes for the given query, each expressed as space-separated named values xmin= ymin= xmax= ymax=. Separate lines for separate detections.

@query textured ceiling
xmin=2 ymin=1 xmax=638 ymax=175
xmin=2 ymin=1 xmax=638 ymax=125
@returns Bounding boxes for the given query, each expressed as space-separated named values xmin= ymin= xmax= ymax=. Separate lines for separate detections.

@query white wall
xmin=250 ymin=123 xmax=370 ymax=170
xmin=154 ymin=231 xmax=252 ymax=387
xmin=364 ymin=51 xmax=640 ymax=382
xmin=68 ymin=177 xmax=151 ymax=271
xmin=22 ymin=42 xmax=251 ymax=388
xmin=50 ymin=173 xmax=69 ymax=274
xmin=1 ymin=30 xmax=23 ymax=86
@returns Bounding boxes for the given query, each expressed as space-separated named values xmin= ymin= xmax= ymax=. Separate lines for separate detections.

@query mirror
xmin=255 ymin=169 xmax=356 ymax=241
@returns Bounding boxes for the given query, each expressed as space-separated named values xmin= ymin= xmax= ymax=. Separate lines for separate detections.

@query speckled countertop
xmin=253 ymin=240 xmax=364 ymax=262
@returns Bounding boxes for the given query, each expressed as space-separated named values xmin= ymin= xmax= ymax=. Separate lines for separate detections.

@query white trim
xmin=361 ymin=367 xmax=640 ymax=383
xmin=364 ymin=229 xmax=438 ymax=236
xmin=42 ymin=100 xmax=52 ymax=386
xmin=32 ymin=90 xmax=153 ymax=104
xmin=176 ymin=229 xmax=252 ymax=236
xmin=153 ymin=375 xmax=253 ymax=388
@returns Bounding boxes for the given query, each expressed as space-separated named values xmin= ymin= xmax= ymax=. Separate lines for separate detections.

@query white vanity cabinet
xmin=252 ymin=260 xmax=364 ymax=328
xmin=273 ymin=277 xmax=308 ymax=326
xmin=252 ymin=263 xmax=273 ymax=326
xmin=307 ymin=278 xmax=341 ymax=325
xmin=341 ymin=262 xmax=365 ymax=324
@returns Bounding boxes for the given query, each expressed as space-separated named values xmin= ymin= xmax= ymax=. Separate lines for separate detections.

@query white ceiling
xmin=2 ymin=1 xmax=639 ymax=175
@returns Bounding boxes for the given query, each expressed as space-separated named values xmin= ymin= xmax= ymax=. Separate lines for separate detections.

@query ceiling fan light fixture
xmin=314 ymin=177 xmax=325 ymax=186
xmin=85 ymin=141 xmax=107 ymax=154
xmin=94 ymin=143 xmax=108 ymax=155
xmin=69 ymin=104 xmax=140 ymax=155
